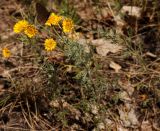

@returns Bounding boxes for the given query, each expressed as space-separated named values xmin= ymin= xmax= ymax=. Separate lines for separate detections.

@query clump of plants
xmin=1 ymin=7 xmax=110 ymax=129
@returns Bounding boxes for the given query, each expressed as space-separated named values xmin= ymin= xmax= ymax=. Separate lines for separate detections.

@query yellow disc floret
xmin=45 ymin=13 xmax=62 ymax=26
xmin=62 ymin=18 xmax=74 ymax=33
xmin=44 ymin=38 xmax=57 ymax=51
xmin=2 ymin=47 xmax=11 ymax=58
xmin=24 ymin=25 xmax=38 ymax=38
xmin=13 ymin=20 xmax=29 ymax=33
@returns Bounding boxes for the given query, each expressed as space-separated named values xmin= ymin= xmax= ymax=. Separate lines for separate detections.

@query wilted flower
xmin=13 ymin=20 xmax=29 ymax=33
xmin=24 ymin=25 xmax=38 ymax=38
xmin=62 ymin=18 xmax=74 ymax=33
xmin=44 ymin=38 xmax=57 ymax=51
xmin=45 ymin=13 xmax=62 ymax=26
xmin=2 ymin=47 xmax=11 ymax=58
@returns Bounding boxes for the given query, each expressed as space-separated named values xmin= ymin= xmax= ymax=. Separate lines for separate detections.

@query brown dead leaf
xmin=91 ymin=39 xmax=123 ymax=56
xmin=109 ymin=61 xmax=121 ymax=73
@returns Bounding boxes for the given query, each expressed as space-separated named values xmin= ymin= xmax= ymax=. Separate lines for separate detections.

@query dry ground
xmin=0 ymin=0 xmax=160 ymax=130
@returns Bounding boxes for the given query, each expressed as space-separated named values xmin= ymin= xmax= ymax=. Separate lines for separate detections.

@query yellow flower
xmin=13 ymin=20 xmax=29 ymax=33
xmin=45 ymin=13 xmax=62 ymax=26
xmin=62 ymin=18 xmax=74 ymax=33
xmin=44 ymin=38 xmax=57 ymax=51
xmin=24 ymin=25 xmax=38 ymax=38
xmin=2 ymin=48 xmax=11 ymax=58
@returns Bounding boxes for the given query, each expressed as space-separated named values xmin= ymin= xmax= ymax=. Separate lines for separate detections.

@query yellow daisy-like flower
xmin=62 ymin=18 xmax=74 ymax=33
xmin=44 ymin=38 xmax=57 ymax=51
xmin=13 ymin=20 xmax=29 ymax=33
xmin=45 ymin=13 xmax=62 ymax=26
xmin=24 ymin=25 xmax=38 ymax=38
xmin=2 ymin=48 xmax=11 ymax=58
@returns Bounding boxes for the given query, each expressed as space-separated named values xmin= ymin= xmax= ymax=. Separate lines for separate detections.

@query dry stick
xmin=103 ymin=70 xmax=160 ymax=75
xmin=0 ymin=103 xmax=13 ymax=113
xmin=20 ymin=42 xmax=24 ymax=57
xmin=8 ymin=66 xmax=41 ymax=73
xmin=31 ymin=112 xmax=54 ymax=130
xmin=26 ymin=98 xmax=35 ymax=130
xmin=138 ymin=24 xmax=160 ymax=32
xmin=146 ymin=58 xmax=160 ymax=67
xmin=32 ymin=117 xmax=40 ymax=129
xmin=107 ymin=0 xmax=115 ymax=18
xmin=8 ymin=96 xmax=20 ymax=114
xmin=20 ymin=102 xmax=32 ymax=129
xmin=150 ymin=4 xmax=156 ymax=21
xmin=0 ymin=126 xmax=30 ymax=131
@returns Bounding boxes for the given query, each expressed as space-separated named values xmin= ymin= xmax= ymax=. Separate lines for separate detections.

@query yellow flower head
xmin=62 ymin=18 xmax=74 ymax=33
xmin=45 ymin=13 xmax=62 ymax=26
xmin=2 ymin=48 xmax=11 ymax=58
xmin=13 ymin=20 xmax=29 ymax=33
xmin=44 ymin=38 xmax=57 ymax=51
xmin=24 ymin=25 xmax=38 ymax=38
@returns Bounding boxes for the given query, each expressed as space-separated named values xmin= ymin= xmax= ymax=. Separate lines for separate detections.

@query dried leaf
xmin=119 ymin=108 xmax=139 ymax=127
xmin=101 ymin=7 xmax=110 ymax=19
xmin=90 ymin=104 xmax=99 ymax=115
xmin=119 ymin=91 xmax=131 ymax=102
xmin=118 ymin=79 xmax=134 ymax=96
xmin=128 ymin=109 xmax=139 ymax=126
xmin=77 ymin=7 xmax=95 ymax=20
xmin=91 ymin=39 xmax=123 ymax=56
xmin=114 ymin=15 xmax=126 ymax=34
xmin=109 ymin=61 xmax=121 ymax=73
xmin=141 ymin=121 xmax=152 ymax=131
xmin=117 ymin=126 xmax=128 ymax=131
xmin=97 ymin=122 xmax=105 ymax=130
xmin=121 ymin=6 xmax=142 ymax=18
